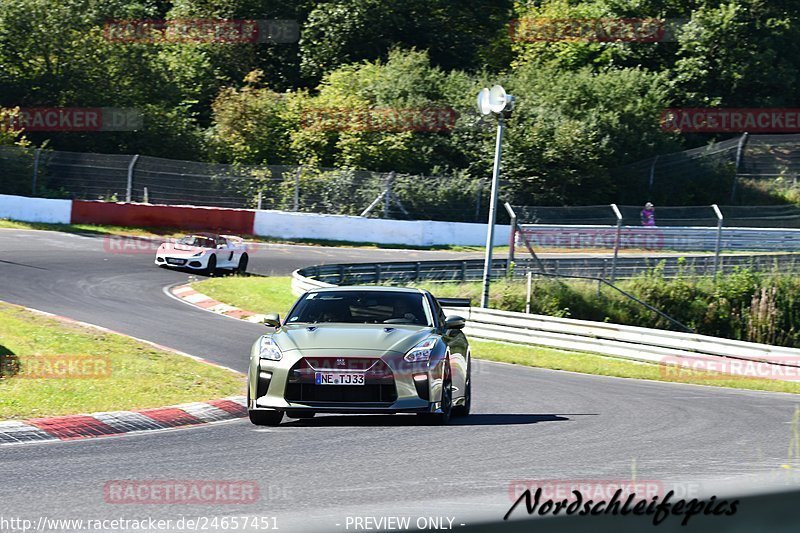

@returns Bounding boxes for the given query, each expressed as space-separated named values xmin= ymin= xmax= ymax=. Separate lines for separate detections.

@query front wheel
xmin=247 ymin=389 xmax=283 ymax=426
xmin=205 ymin=254 xmax=217 ymax=276
xmin=417 ymin=359 xmax=452 ymax=425
xmin=237 ymin=253 xmax=248 ymax=274
xmin=452 ymin=358 xmax=471 ymax=418
xmin=248 ymin=409 xmax=283 ymax=426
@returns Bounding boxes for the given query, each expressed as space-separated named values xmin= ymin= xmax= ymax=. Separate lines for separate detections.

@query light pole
xmin=476 ymin=85 xmax=514 ymax=308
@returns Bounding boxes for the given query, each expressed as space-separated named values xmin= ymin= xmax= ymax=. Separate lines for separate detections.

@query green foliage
xmin=673 ymin=1 xmax=800 ymax=107
xmin=415 ymin=267 xmax=800 ymax=348
xmin=300 ymin=0 xmax=513 ymax=82
xmin=3 ymin=0 xmax=800 ymax=207
xmin=497 ymin=64 xmax=677 ymax=204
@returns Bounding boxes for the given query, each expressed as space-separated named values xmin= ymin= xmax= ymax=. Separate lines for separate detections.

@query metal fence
xmin=0 ymin=145 xmax=488 ymax=222
xmin=296 ymin=253 xmax=800 ymax=285
xmin=511 ymin=204 xmax=800 ymax=252
xmin=615 ymin=133 xmax=800 ymax=203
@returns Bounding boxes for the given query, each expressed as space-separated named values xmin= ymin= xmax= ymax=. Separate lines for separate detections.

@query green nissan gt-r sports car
xmin=247 ymin=286 xmax=471 ymax=426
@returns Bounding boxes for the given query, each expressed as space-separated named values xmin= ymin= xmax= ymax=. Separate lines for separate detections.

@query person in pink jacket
xmin=640 ymin=202 xmax=656 ymax=226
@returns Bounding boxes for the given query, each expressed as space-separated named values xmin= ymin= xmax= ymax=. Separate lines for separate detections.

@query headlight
xmin=404 ymin=337 xmax=437 ymax=362
xmin=192 ymin=251 xmax=204 ymax=257
xmin=258 ymin=336 xmax=283 ymax=361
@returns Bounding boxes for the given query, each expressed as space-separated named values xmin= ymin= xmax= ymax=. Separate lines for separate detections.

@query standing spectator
xmin=640 ymin=202 xmax=656 ymax=226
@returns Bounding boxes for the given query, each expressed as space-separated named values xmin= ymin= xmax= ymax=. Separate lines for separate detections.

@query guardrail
xmin=296 ymin=254 xmax=800 ymax=284
xmin=456 ymin=306 xmax=800 ymax=371
xmin=292 ymin=265 xmax=800 ymax=380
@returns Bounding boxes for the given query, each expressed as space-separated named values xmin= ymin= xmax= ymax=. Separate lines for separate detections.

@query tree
xmin=672 ymin=0 xmax=800 ymax=107
xmin=300 ymin=0 xmax=513 ymax=82
xmin=493 ymin=63 xmax=678 ymax=204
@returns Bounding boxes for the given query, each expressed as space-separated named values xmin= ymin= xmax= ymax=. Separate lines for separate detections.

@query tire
xmin=237 ymin=253 xmax=249 ymax=274
xmin=205 ymin=255 xmax=217 ymax=276
xmin=285 ymin=410 xmax=315 ymax=419
xmin=452 ymin=357 xmax=471 ymax=418
xmin=247 ymin=389 xmax=283 ymax=426
xmin=417 ymin=359 xmax=452 ymax=425
xmin=248 ymin=409 xmax=283 ymax=426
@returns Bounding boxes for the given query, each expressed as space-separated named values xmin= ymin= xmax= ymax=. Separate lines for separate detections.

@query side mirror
xmin=263 ymin=313 xmax=281 ymax=328
xmin=444 ymin=315 xmax=466 ymax=331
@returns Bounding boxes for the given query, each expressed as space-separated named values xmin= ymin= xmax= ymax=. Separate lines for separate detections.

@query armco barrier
xmin=71 ymin=200 xmax=256 ymax=234
xmin=297 ymin=255 xmax=800 ymax=283
xmin=0 ymin=194 xmax=71 ymax=224
xmin=291 ymin=266 xmax=800 ymax=380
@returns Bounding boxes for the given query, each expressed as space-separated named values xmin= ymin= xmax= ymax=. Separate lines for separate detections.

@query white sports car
xmin=154 ymin=233 xmax=249 ymax=274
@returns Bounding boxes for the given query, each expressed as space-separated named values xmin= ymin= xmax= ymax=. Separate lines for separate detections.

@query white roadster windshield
xmin=179 ymin=236 xmax=215 ymax=248
xmin=287 ymin=291 xmax=432 ymax=326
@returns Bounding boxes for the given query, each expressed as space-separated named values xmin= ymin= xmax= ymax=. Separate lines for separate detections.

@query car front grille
xmin=285 ymin=357 xmax=397 ymax=405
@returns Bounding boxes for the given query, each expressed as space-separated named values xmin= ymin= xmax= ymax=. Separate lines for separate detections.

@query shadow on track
xmin=0 ymin=259 xmax=49 ymax=270
xmin=0 ymin=344 xmax=19 ymax=378
xmin=280 ymin=413 xmax=593 ymax=428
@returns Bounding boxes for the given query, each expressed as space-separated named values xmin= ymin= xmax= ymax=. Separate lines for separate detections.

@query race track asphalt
xmin=1 ymin=229 xmax=799 ymax=532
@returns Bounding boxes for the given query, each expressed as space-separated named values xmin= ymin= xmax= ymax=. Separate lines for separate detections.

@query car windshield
xmin=287 ymin=291 xmax=432 ymax=326
xmin=179 ymin=236 xmax=215 ymax=248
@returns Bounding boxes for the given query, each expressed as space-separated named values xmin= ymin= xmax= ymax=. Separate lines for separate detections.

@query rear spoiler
xmin=437 ymin=297 xmax=472 ymax=308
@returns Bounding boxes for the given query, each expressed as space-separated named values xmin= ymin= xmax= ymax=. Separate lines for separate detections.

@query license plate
xmin=315 ymin=372 xmax=365 ymax=385
xmin=167 ymin=258 xmax=186 ymax=265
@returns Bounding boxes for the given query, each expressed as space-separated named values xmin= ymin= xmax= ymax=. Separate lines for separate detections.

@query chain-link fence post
xmin=525 ymin=270 xmax=532 ymax=314
xmin=730 ymin=132 xmax=749 ymax=203
xmin=31 ymin=148 xmax=41 ymax=196
xmin=293 ymin=166 xmax=302 ymax=211
xmin=610 ymin=203 xmax=623 ymax=282
xmin=474 ymin=180 xmax=483 ymax=221
xmin=504 ymin=202 xmax=516 ymax=278
xmin=712 ymin=204 xmax=724 ymax=282
xmin=125 ymin=154 xmax=139 ymax=203
xmin=383 ymin=171 xmax=395 ymax=219
xmin=648 ymin=155 xmax=658 ymax=194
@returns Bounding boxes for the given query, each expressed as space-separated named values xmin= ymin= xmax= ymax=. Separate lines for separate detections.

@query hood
xmin=273 ymin=324 xmax=435 ymax=355
xmin=160 ymin=243 xmax=207 ymax=256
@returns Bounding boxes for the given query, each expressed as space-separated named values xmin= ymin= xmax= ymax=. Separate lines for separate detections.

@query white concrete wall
xmin=253 ymin=210 xmax=510 ymax=247
xmin=0 ymin=194 xmax=72 ymax=224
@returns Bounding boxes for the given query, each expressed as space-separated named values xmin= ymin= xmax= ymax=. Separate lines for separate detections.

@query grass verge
xmin=190 ymin=276 xmax=299 ymax=317
xmin=0 ymin=301 xmax=244 ymax=419
xmin=190 ymin=276 xmax=800 ymax=395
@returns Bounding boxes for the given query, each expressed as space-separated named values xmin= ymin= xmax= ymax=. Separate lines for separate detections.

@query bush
xmin=410 ymin=267 xmax=800 ymax=348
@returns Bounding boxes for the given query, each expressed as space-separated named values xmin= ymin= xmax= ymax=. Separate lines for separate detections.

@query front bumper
xmin=249 ymin=352 xmax=446 ymax=414
xmin=154 ymin=253 xmax=208 ymax=269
